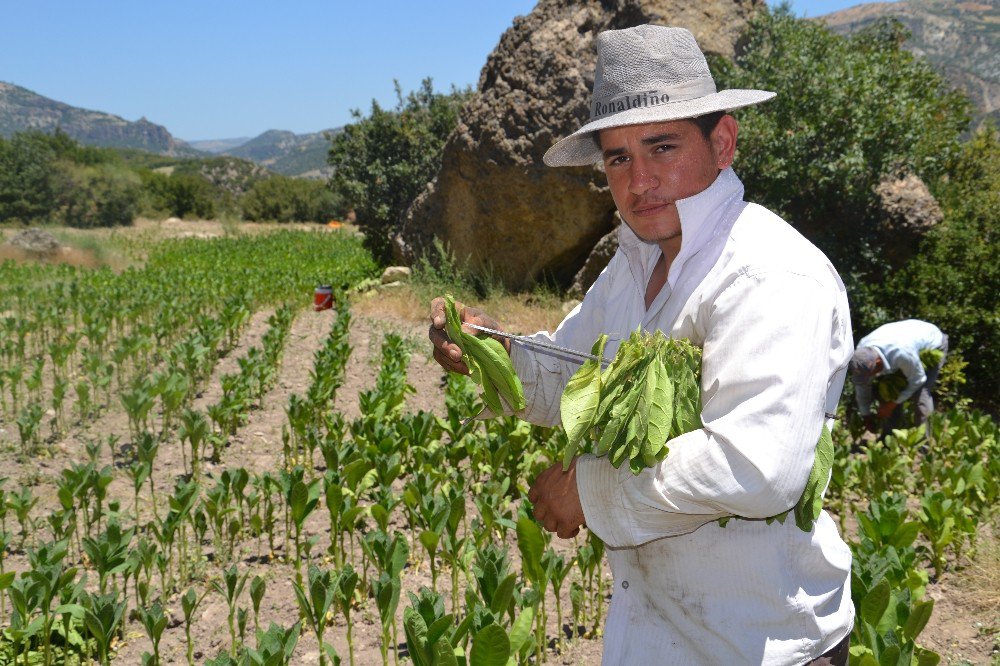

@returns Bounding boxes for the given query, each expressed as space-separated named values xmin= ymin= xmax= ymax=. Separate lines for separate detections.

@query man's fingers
xmin=429 ymin=297 xmax=446 ymax=329
xmin=433 ymin=347 xmax=469 ymax=375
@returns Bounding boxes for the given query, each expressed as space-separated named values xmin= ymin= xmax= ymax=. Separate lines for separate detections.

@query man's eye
xmin=654 ymin=144 xmax=675 ymax=153
xmin=608 ymin=155 xmax=629 ymax=166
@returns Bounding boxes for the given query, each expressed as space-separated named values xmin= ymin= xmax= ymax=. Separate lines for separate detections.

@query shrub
xmin=328 ymin=79 xmax=472 ymax=264
xmin=889 ymin=126 xmax=1000 ymax=411
xmin=241 ymin=176 xmax=342 ymax=223
xmin=0 ymin=131 xmax=138 ymax=227
xmin=56 ymin=162 xmax=142 ymax=228
xmin=140 ymin=170 xmax=218 ymax=219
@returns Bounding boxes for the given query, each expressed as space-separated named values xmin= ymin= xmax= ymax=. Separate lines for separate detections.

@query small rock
xmin=382 ymin=281 xmax=403 ymax=289
xmin=381 ymin=266 xmax=412 ymax=284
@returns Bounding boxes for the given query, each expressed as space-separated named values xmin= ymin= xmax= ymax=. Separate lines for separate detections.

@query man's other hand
xmin=528 ymin=458 xmax=586 ymax=539
xmin=428 ymin=297 xmax=510 ymax=375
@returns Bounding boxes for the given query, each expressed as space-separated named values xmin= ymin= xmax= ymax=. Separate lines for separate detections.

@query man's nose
xmin=629 ymin=161 xmax=658 ymax=195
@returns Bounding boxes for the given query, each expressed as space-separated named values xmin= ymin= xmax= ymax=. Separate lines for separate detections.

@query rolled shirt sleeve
xmin=887 ymin=348 xmax=927 ymax=403
xmin=577 ymin=269 xmax=835 ymax=547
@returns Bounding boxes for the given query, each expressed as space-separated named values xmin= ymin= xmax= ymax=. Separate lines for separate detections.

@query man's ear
xmin=712 ymin=114 xmax=738 ymax=169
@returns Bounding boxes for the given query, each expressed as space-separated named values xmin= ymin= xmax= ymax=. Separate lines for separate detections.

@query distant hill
xmin=818 ymin=0 xmax=999 ymax=129
xmin=187 ymin=137 xmax=252 ymax=154
xmin=0 ymin=81 xmax=200 ymax=155
xmin=223 ymin=129 xmax=339 ymax=179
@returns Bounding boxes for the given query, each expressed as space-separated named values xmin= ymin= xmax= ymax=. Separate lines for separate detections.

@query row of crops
xmin=0 ymin=230 xmax=997 ymax=665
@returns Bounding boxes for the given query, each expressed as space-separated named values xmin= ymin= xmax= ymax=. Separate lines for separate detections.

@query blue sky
xmin=1 ymin=1 xmax=885 ymax=142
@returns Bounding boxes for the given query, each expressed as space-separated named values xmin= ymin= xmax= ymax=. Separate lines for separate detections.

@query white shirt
xmin=854 ymin=319 xmax=946 ymax=413
xmin=511 ymin=168 xmax=855 ymax=664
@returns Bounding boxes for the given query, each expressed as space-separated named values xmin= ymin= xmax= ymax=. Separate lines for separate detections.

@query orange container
xmin=313 ymin=285 xmax=333 ymax=311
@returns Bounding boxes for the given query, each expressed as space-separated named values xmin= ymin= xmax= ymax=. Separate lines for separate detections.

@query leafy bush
xmin=55 ymin=162 xmax=142 ymax=228
xmin=0 ymin=131 xmax=140 ymax=227
xmin=242 ymin=175 xmax=342 ymax=223
xmin=328 ymin=79 xmax=472 ymax=264
xmin=889 ymin=126 xmax=1000 ymax=411
xmin=713 ymin=8 xmax=971 ymax=329
xmin=139 ymin=170 xmax=218 ymax=220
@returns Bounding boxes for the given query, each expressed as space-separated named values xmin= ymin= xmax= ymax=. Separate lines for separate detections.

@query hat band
xmin=590 ymin=78 xmax=718 ymax=121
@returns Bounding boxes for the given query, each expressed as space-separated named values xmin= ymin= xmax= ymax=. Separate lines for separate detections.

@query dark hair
xmin=690 ymin=111 xmax=726 ymax=140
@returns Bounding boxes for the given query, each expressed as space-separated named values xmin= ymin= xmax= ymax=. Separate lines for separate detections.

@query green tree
xmin=328 ymin=78 xmax=471 ymax=263
xmin=242 ymin=175 xmax=342 ymax=223
xmin=0 ymin=130 xmax=139 ymax=227
xmin=712 ymin=8 xmax=971 ymax=328
xmin=890 ymin=125 xmax=1000 ymax=410
xmin=56 ymin=162 xmax=142 ymax=228
xmin=140 ymin=170 xmax=218 ymax=219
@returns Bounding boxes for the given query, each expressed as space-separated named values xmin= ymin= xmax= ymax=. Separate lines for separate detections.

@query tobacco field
xmin=0 ymin=227 xmax=997 ymax=665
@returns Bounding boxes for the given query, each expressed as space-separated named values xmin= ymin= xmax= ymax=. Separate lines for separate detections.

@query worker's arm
xmin=889 ymin=348 xmax=927 ymax=404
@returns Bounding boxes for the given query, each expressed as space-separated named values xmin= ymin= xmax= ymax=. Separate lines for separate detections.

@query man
xmin=850 ymin=318 xmax=947 ymax=434
xmin=429 ymin=25 xmax=853 ymax=664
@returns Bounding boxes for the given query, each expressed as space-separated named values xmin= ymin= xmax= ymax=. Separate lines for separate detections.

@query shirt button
xmin=621 ymin=580 xmax=629 ymax=590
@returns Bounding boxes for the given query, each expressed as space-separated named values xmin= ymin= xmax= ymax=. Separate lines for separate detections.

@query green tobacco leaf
xmin=794 ymin=423 xmax=834 ymax=532
xmin=516 ymin=517 xmax=546 ymax=587
xmin=508 ymin=606 xmax=536 ymax=655
xmin=444 ymin=295 xmax=464 ymax=348
xmin=645 ymin=355 xmax=674 ymax=454
xmin=902 ymin=598 xmax=934 ymax=642
xmin=561 ymin=334 xmax=608 ymax=467
xmin=469 ymin=623 xmax=510 ymax=666
xmin=860 ymin=579 xmax=891 ymax=627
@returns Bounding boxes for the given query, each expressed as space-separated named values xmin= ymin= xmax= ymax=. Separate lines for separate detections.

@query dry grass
xmin=351 ymin=282 xmax=571 ymax=335
xmin=962 ymin=529 xmax=1000 ymax=617
xmin=0 ymin=244 xmax=112 ymax=270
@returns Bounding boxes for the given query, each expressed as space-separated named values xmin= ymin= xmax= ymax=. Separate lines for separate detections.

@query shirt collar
xmin=617 ymin=168 xmax=745 ymax=287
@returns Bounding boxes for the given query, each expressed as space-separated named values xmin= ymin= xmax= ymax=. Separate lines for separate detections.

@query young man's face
xmin=598 ymin=116 xmax=736 ymax=245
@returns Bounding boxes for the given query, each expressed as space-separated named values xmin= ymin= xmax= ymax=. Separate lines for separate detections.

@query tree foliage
xmin=242 ymin=175 xmax=342 ymax=223
xmin=328 ymin=79 xmax=472 ymax=263
xmin=890 ymin=126 xmax=1000 ymax=410
xmin=139 ymin=170 xmax=219 ymax=220
xmin=0 ymin=130 xmax=138 ymax=227
xmin=713 ymin=8 xmax=971 ymax=327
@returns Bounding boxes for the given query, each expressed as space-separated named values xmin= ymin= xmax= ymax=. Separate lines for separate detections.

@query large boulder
xmin=6 ymin=228 xmax=62 ymax=255
xmin=396 ymin=0 xmax=764 ymax=290
xmin=875 ymin=171 xmax=943 ymax=236
xmin=874 ymin=170 xmax=944 ymax=265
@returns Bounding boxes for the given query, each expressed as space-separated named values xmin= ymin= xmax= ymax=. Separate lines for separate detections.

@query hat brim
xmin=543 ymin=89 xmax=776 ymax=167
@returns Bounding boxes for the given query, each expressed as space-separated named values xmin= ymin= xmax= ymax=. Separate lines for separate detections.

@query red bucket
xmin=313 ymin=285 xmax=333 ymax=311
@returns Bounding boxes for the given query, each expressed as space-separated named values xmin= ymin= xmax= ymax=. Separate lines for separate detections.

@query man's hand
xmin=428 ymin=297 xmax=510 ymax=375
xmin=528 ymin=458 xmax=586 ymax=539
xmin=876 ymin=401 xmax=897 ymax=420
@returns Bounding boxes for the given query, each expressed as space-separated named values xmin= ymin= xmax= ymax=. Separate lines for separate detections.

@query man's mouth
xmin=631 ymin=201 xmax=672 ymax=216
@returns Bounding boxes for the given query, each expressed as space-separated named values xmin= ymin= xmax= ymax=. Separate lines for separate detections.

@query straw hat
xmin=543 ymin=25 xmax=775 ymax=167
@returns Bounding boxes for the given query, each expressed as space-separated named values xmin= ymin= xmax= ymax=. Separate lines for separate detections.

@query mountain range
xmin=819 ymin=0 xmax=998 ymax=129
xmin=0 ymin=82 xmax=336 ymax=177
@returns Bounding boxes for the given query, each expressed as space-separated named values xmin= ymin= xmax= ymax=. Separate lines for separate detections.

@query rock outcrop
xmin=396 ymin=0 xmax=763 ymax=290
xmin=6 ymin=228 xmax=62 ymax=255
xmin=875 ymin=171 xmax=943 ymax=236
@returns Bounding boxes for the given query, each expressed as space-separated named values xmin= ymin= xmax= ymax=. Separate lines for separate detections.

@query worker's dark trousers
xmin=884 ymin=334 xmax=949 ymax=434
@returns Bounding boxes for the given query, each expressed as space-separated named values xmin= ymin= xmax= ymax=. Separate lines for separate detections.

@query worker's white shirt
xmin=511 ymin=168 xmax=855 ymax=664
xmin=855 ymin=319 xmax=946 ymax=410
